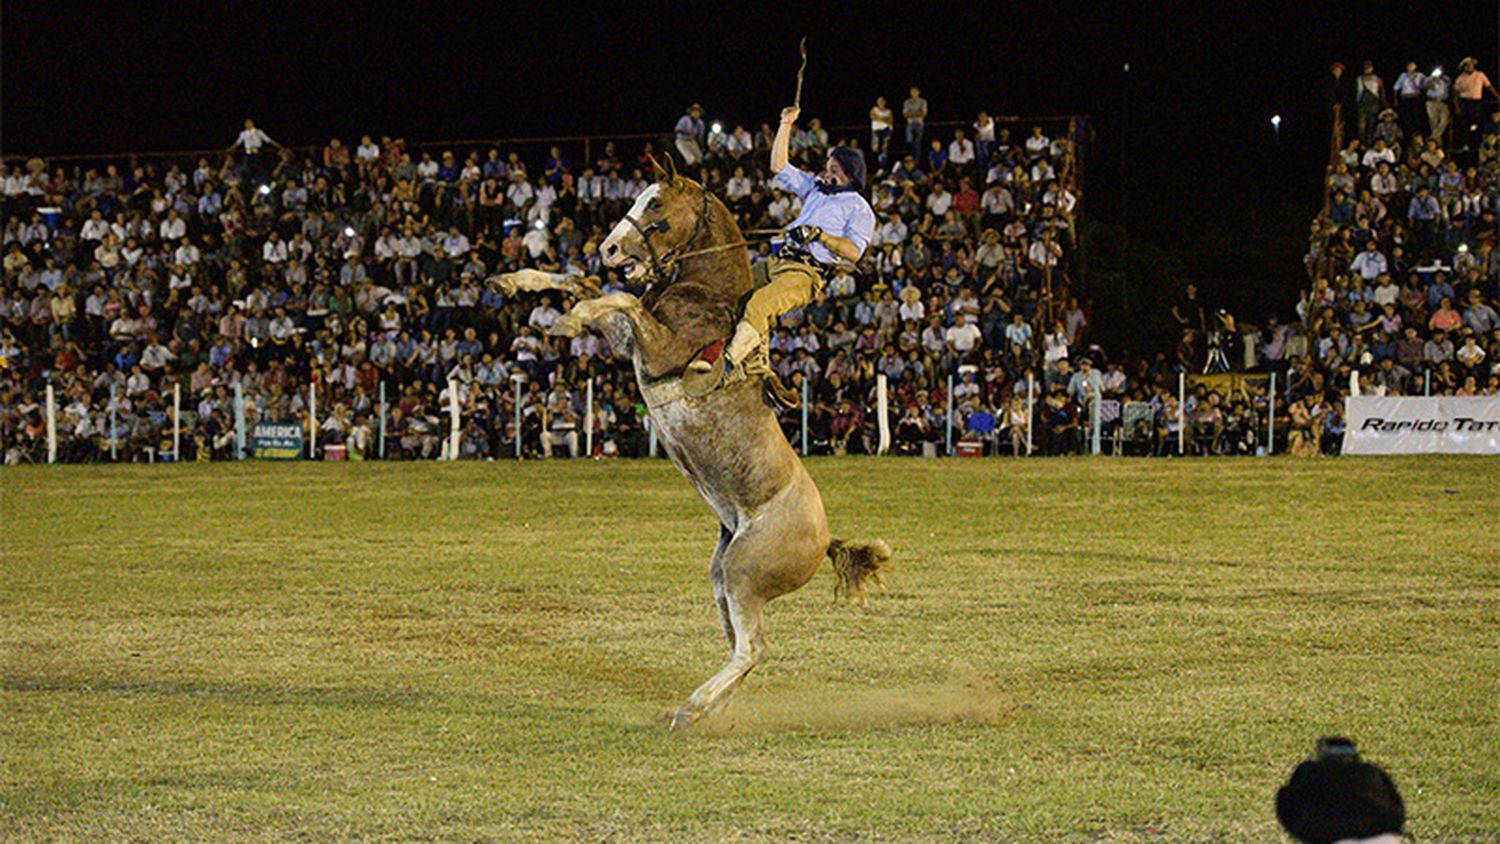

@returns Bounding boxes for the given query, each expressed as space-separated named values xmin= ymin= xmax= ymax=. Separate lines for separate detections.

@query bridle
xmin=619 ymin=181 xmax=748 ymax=284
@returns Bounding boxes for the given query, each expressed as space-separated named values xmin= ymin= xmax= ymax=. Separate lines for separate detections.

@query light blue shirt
xmin=774 ymin=165 xmax=876 ymax=266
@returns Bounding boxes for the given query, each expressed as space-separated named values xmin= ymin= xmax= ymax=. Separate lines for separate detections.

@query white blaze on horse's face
xmin=602 ymin=183 xmax=661 ymax=282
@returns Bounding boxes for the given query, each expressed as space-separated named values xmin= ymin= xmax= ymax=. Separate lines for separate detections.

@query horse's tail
xmin=827 ymin=537 xmax=892 ymax=605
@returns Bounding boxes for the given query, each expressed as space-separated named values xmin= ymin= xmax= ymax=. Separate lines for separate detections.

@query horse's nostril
xmin=605 ymin=243 xmax=618 ymax=257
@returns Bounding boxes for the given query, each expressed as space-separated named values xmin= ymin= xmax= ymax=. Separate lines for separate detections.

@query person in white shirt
xmin=522 ymin=224 xmax=552 ymax=260
xmin=528 ymin=297 xmax=562 ymax=331
xmin=262 ymin=232 xmax=289 ymax=265
xmin=1361 ymin=140 xmax=1396 ymax=169
xmin=1349 ymin=241 xmax=1387 ymax=280
xmin=159 ymin=210 xmax=186 ymax=242
xmin=926 ymin=183 xmax=953 ymax=216
xmin=945 ymin=312 xmax=983 ymax=356
xmin=506 ymin=174 xmax=535 ymax=212
xmin=982 ymin=184 xmax=1015 ymax=219
xmin=174 ymin=239 xmax=201 ymax=267
xmin=356 ymin=135 xmax=381 ymax=161
xmin=875 ymin=215 xmax=909 ymax=247
xmin=725 ymin=167 xmax=754 ymax=203
xmin=80 ymin=211 xmax=111 ymax=243
xmin=1024 ymin=126 xmax=1051 ymax=159
xmin=726 ymin=125 xmax=753 ymax=161
xmin=443 ymin=227 xmax=471 ymax=258
xmin=231 ymin=119 xmax=277 ymax=155
xmin=948 ymin=130 xmax=976 ymax=169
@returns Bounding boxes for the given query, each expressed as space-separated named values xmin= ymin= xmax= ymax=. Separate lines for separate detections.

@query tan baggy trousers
xmin=741 ymin=257 xmax=825 ymax=336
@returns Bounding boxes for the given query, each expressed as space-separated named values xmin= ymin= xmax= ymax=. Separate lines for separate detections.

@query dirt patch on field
xmin=693 ymin=661 xmax=1021 ymax=735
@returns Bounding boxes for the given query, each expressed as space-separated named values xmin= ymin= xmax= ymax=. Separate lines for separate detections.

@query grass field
xmin=3 ymin=457 xmax=1498 ymax=842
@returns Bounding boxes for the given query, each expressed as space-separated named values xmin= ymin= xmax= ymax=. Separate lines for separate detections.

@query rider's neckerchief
xmin=814 ymin=179 xmax=860 ymax=195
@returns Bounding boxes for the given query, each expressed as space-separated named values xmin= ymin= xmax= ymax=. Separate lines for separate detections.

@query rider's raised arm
xmin=771 ymin=105 xmax=799 ymax=174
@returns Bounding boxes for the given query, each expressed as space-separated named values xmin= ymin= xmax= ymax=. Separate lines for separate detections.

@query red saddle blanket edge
xmin=695 ymin=338 xmax=726 ymax=365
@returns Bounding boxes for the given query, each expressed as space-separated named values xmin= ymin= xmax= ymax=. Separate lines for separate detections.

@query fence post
xmin=172 ymin=382 xmax=181 ymax=462
xmin=1025 ymin=371 xmax=1035 ymax=456
xmin=1349 ymin=368 xmax=1360 ymax=396
xmin=109 ymin=383 xmax=119 ymax=462
xmin=307 ymin=379 xmax=318 ymax=460
xmin=235 ymin=382 xmax=247 ymax=460
xmin=1090 ymin=392 xmax=1102 ymax=455
xmin=1267 ymin=372 xmax=1277 ymax=456
xmin=800 ymin=378 xmax=810 ymax=455
xmin=45 ymin=383 xmax=57 ymax=464
xmin=1424 ymin=369 xmax=1431 ymax=396
xmin=448 ymin=378 xmax=461 ymax=460
xmin=511 ymin=373 xmax=525 ymax=459
xmin=1177 ymin=371 xmax=1186 ymax=455
xmin=584 ymin=378 xmax=594 ymax=458
xmin=377 ymin=380 xmax=386 ymax=460
xmin=945 ymin=373 xmax=955 ymax=456
xmin=648 ymin=415 xmax=658 ymax=458
xmin=875 ymin=373 xmax=890 ymax=455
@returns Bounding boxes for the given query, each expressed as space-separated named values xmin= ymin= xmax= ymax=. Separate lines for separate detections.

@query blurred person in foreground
xmin=1277 ymin=737 xmax=1405 ymax=844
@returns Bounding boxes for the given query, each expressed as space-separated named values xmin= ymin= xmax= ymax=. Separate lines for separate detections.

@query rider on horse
xmin=689 ymin=104 xmax=876 ymax=377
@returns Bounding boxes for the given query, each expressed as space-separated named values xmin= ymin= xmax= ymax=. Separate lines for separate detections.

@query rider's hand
xmin=789 ymin=224 xmax=822 ymax=245
xmin=780 ymin=105 xmax=801 ymax=125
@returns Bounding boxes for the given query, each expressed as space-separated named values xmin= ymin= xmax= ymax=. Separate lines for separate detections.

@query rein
xmin=622 ymin=183 xmax=777 ymax=284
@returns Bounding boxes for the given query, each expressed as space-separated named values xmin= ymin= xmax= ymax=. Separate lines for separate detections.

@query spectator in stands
xmin=902 ymin=86 xmax=927 ymax=154
xmin=1455 ymin=57 xmax=1498 ymax=148
xmin=674 ymin=104 xmax=706 ymax=169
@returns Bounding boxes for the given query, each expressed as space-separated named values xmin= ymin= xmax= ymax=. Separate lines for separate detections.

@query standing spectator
xmin=1392 ymin=61 xmax=1428 ymax=135
xmin=974 ymin=111 xmax=997 ymax=170
xmin=1322 ymin=62 xmax=1356 ymax=138
xmin=869 ymin=96 xmax=894 ymax=168
xmin=1354 ymin=60 xmax=1385 ymax=142
xmin=903 ymin=86 xmax=928 ymax=155
xmin=1425 ymin=67 xmax=1452 ymax=142
xmin=229 ymin=118 xmax=281 ymax=186
xmin=674 ymin=103 xmax=706 ymax=169
xmin=1454 ymin=57 xmax=1498 ymax=149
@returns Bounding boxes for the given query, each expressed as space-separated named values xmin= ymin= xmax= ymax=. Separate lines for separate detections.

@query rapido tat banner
xmin=1342 ymin=396 xmax=1500 ymax=455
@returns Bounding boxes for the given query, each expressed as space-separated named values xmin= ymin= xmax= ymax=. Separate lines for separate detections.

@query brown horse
xmin=496 ymin=158 xmax=889 ymax=730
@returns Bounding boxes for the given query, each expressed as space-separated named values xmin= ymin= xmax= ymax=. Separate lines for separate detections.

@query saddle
xmin=680 ymin=337 xmax=801 ymax=409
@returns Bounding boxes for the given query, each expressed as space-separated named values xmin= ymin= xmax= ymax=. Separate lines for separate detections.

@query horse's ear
xmin=649 ymin=154 xmax=671 ymax=183
xmin=665 ymin=154 xmax=679 ymax=180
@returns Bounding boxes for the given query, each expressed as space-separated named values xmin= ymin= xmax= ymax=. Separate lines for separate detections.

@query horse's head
xmin=601 ymin=156 xmax=717 ymax=283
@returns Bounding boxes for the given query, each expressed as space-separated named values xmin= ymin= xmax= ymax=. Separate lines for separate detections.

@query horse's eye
xmin=648 ymin=197 xmax=662 ymax=211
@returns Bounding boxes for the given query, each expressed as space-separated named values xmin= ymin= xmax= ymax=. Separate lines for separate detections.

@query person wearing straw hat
xmin=674 ymin=104 xmax=706 ymax=169
xmin=1455 ymin=57 xmax=1498 ymax=149
xmin=1373 ymin=106 xmax=1403 ymax=149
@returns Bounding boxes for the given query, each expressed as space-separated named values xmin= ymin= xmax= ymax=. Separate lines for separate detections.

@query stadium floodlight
xmin=535 ymin=219 xmax=546 ymax=230
xmin=711 ymin=122 xmax=723 ymax=135
xmin=343 ymin=227 xmax=356 ymax=237
xmin=1432 ymin=66 xmax=1442 ymax=77
xmin=258 ymin=184 xmax=272 ymax=195
xmin=1271 ymin=115 xmax=1282 ymax=128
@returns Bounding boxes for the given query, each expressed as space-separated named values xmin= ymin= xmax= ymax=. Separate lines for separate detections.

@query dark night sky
xmin=3 ymin=1 xmax=1497 ymax=316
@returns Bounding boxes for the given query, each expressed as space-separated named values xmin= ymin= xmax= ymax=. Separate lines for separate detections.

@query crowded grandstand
xmin=3 ymin=58 xmax=1498 ymax=464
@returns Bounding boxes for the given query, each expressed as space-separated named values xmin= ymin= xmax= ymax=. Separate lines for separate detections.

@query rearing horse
xmin=496 ymin=158 xmax=890 ymax=730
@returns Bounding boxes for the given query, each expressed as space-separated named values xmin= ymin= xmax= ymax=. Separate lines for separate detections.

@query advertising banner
xmin=251 ymin=420 xmax=304 ymax=459
xmin=1342 ymin=396 xmax=1500 ymax=455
